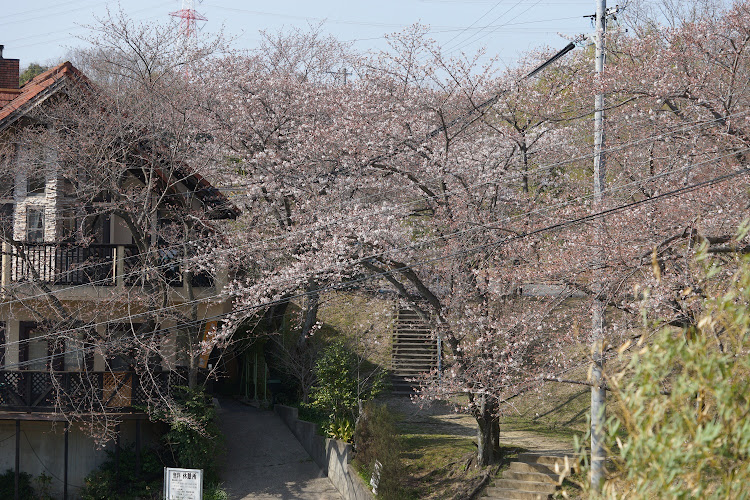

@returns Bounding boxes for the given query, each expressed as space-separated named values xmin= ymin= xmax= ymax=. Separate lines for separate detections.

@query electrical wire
xmin=2 ymin=105 xmax=745 ymax=308
xmin=441 ymin=0 xmax=505 ymax=48
xmin=3 ymin=137 xmax=747 ymax=356
xmin=3 ymin=160 xmax=748 ymax=370
xmin=445 ymin=0 xmax=546 ymax=55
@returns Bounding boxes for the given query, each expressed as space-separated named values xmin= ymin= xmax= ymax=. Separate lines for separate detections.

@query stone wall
xmin=274 ymin=405 xmax=373 ymax=500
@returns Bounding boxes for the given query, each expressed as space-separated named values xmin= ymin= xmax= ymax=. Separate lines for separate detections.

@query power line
xmin=5 ymin=158 xmax=749 ymax=368
xmin=441 ymin=0 xmax=505 ymax=48
xmin=3 ymin=105 xmax=744 ymax=318
xmin=5 ymin=119 xmax=748 ymax=320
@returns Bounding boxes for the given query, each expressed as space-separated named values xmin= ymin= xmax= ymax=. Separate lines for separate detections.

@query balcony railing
xmin=7 ymin=243 xmax=214 ymax=288
xmin=0 ymin=369 xmax=185 ymax=412
xmin=10 ymin=243 xmax=116 ymax=286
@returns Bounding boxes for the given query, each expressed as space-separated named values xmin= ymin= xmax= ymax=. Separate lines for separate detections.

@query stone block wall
xmin=274 ymin=405 xmax=373 ymax=500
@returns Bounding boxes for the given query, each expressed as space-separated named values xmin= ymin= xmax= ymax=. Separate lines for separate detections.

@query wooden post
xmin=253 ymin=352 xmax=258 ymax=401
xmin=115 ymin=424 xmax=121 ymax=485
xmin=1 ymin=242 xmax=10 ymax=295
xmin=135 ymin=419 xmax=141 ymax=480
xmin=64 ymin=421 xmax=69 ymax=500
xmin=14 ymin=419 xmax=19 ymax=500
xmin=116 ymin=245 xmax=125 ymax=287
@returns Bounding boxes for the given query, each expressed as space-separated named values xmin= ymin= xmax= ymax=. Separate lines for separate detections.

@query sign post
xmin=164 ymin=467 xmax=203 ymax=500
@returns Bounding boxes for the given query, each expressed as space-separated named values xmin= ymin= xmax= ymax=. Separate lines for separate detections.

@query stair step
xmin=391 ymin=361 xmax=435 ymax=367
xmin=482 ymin=487 xmax=550 ymax=500
xmin=508 ymin=462 xmax=566 ymax=483
xmin=492 ymin=479 xmax=555 ymax=494
xmin=501 ymin=470 xmax=558 ymax=485
xmin=517 ymin=453 xmax=576 ymax=472
xmin=393 ymin=349 xmax=435 ymax=353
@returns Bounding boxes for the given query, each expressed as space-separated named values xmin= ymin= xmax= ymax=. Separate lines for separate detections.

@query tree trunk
xmin=300 ymin=280 xmax=319 ymax=345
xmin=476 ymin=413 xmax=494 ymax=467
xmin=474 ymin=394 xmax=497 ymax=466
xmin=188 ymin=356 xmax=198 ymax=390
xmin=491 ymin=416 xmax=500 ymax=456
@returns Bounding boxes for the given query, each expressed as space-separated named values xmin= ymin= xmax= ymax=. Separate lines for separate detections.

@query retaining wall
xmin=274 ymin=405 xmax=373 ymax=500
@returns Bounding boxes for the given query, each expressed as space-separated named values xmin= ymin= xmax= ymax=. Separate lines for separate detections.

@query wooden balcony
xmin=4 ymin=243 xmax=214 ymax=288
xmin=0 ymin=369 xmax=185 ymax=413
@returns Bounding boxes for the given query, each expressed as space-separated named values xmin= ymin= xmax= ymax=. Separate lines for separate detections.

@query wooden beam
xmin=64 ymin=421 xmax=69 ymax=500
xmin=115 ymin=423 xmax=121 ymax=488
xmin=14 ymin=419 xmax=19 ymax=500
xmin=135 ymin=419 xmax=141 ymax=481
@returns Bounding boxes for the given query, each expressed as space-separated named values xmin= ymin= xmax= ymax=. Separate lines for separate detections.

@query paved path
xmin=218 ymin=399 xmax=342 ymax=500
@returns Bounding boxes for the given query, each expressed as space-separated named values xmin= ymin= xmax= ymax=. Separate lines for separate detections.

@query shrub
xmin=580 ymin=257 xmax=750 ymax=498
xmin=0 ymin=469 xmax=34 ymax=500
xmin=310 ymin=341 xmax=386 ymax=441
xmin=324 ymin=415 xmax=355 ymax=442
xmin=354 ymin=402 xmax=407 ymax=499
xmin=203 ymin=483 xmax=230 ymax=500
xmin=34 ymin=473 xmax=53 ymax=500
xmin=158 ymin=387 xmax=225 ymax=483
xmin=82 ymin=387 xmax=225 ymax=500
xmin=79 ymin=447 xmax=163 ymax=500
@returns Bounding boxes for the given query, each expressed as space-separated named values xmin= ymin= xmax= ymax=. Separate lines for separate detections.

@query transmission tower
xmin=169 ymin=0 xmax=207 ymax=40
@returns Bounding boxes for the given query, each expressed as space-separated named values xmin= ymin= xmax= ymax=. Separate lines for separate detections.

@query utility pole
xmin=327 ymin=67 xmax=351 ymax=85
xmin=591 ymin=0 xmax=607 ymax=493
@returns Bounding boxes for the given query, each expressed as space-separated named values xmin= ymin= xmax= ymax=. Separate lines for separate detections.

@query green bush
xmin=80 ymin=447 xmax=163 ymax=500
xmin=203 ymin=483 xmax=229 ymax=500
xmin=581 ymin=256 xmax=750 ymax=498
xmin=0 ymin=469 xmax=34 ymax=500
xmin=310 ymin=341 xmax=386 ymax=441
xmin=353 ymin=402 xmax=407 ymax=499
xmin=324 ymin=415 xmax=355 ymax=442
xmin=158 ymin=387 xmax=225 ymax=483
xmin=80 ymin=444 xmax=228 ymax=500
xmin=82 ymin=387 xmax=225 ymax=499
xmin=34 ymin=473 xmax=53 ymax=500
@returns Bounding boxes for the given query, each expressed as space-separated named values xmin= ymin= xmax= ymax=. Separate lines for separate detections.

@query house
xmin=0 ymin=47 xmax=237 ymax=498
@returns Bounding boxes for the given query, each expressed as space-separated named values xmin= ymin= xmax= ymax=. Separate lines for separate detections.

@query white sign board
xmin=164 ymin=467 xmax=203 ymax=500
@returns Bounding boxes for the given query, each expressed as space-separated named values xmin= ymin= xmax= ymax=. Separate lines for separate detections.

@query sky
xmin=3 ymin=0 xmax=598 ymax=71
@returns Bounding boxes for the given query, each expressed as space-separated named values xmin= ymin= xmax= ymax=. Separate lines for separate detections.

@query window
xmin=26 ymin=207 xmax=44 ymax=242
xmin=27 ymin=330 xmax=48 ymax=371
xmin=61 ymin=175 xmax=75 ymax=198
xmin=26 ymin=172 xmax=45 ymax=195
xmin=20 ymin=322 xmax=48 ymax=371
xmin=0 ymin=170 xmax=14 ymax=199
xmin=64 ymin=338 xmax=86 ymax=371
xmin=106 ymin=323 xmax=142 ymax=371
xmin=20 ymin=141 xmax=48 ymax=196
xmin=0 ymin=203 xmax=12 ymax=239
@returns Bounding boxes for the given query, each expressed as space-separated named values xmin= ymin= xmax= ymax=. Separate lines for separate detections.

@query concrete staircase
xmin=482 ymin=453 xmax=576 ymax=500
xmin=390 ymin=308 xmax=438 ymax=395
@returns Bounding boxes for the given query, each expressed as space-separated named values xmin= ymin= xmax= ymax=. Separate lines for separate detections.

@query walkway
xmin=218 ymin=399 xmax=342 ymax=500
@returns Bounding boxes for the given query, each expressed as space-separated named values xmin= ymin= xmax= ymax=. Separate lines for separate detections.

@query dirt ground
xmin=383 ymin=396 xmax=576 ymax=454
